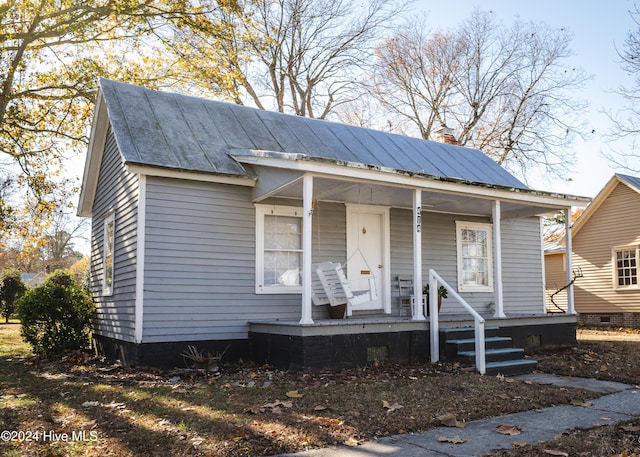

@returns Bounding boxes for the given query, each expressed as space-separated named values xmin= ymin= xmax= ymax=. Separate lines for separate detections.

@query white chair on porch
xmin=397 ymin=275 xmax=414 ymax=316
xmin=312 ymin=261 xmax=377 ymax=317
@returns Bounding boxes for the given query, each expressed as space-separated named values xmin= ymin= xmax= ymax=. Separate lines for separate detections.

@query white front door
xmin=346 ymin=205 xmax=390 ymax=312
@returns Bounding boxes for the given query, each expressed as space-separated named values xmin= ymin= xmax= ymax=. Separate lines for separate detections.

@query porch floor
xmin=248 ymin=313 xmax=578 ymax=337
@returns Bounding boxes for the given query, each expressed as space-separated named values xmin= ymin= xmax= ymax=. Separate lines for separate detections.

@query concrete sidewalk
xmin=276 ymin=375 xmax=639 ymax=457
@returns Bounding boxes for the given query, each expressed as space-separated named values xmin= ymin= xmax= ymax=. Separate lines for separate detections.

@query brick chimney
xmin=435 ymin=126 xmax=457 ymax=145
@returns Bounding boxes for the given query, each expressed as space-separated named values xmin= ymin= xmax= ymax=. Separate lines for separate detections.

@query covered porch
xmin=234 ymin=150 xmax=588 ymax=371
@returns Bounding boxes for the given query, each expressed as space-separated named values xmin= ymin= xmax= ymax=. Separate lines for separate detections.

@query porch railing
xmin=428 ymin=269 xmax=486 ymax=375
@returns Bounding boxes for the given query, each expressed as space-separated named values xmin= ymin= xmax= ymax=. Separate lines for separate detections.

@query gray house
xmin=77 ymin=79 xmax=589 ymax=372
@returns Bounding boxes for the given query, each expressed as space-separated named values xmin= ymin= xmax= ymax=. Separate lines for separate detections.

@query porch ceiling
xmin=257 ymin=175 xmax=561 ymax=218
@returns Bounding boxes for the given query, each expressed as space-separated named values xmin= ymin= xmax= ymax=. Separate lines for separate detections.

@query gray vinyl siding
xmin=90 ymin=127 xmax=139 ymax=342
xmin=140 ymin=182 xmax=546 ymax=343
xmin=573 ymin=182 xmax=640 ymax=313
xmin=390 ymin=209 xmax=545 ymax=315
xmin=142 ymin=180 xmax=346 ymax=343
xmin=501 ymin=217 xmax=545 ymax=314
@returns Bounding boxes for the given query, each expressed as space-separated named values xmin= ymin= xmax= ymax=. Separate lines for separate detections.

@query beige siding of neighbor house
xmin=573 ymin=182 xmax=640 ymax=314
xmin=544 ymin=251 xmax=568 ymax=312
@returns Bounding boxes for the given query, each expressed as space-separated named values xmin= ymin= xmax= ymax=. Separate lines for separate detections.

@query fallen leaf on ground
xmin=382 ymin=400 xmax=403 ymax=413
xmin=496 ymin=424 xmax=522 ymax=436
xmin=318 ymin=417 xmax=343 ymax=426
xmin=286 ymin=390 xmax=304 ymax=398
xmin=437 ymin=436 xmax=466 ymax=444
xmin=344 ymin=437 xmax=360 ymax=447
xmin=512 ymin=441 xmax=529 ymax=448
xmin=620 ymin=425 xmax=640 ymax=432
xmin=436 ymin=413 xmax=465 ymax=428
xmin=570 ymin=399 xmax=593 ymax=407
xmin=313 ymin=405 xmax=327 ymax=411
xmin=261 ymin=400 xmax=293 ymax=411
xmin=611 ymin=451 xmax=629 ymax=457
xmin=232 ymin=432 xmax=247 ymax=441
xmin=544 ymin=450 xmax=569 ymax=456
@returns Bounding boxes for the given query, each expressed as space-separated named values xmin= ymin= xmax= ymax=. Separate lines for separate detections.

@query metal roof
xmin=616 ymin=173 xmax=640 ymax=191
xmin=99 ymin=78 xmax=528 ymax=189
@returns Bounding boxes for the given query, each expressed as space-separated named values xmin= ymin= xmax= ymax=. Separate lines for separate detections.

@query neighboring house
xmin=547 ymin=174 xmax=640 ymax=327
xmin=21 ymin=272 xmax=47 ymax=289
xmin=77 ymin=79 xmax=590 ymax=370
xmin=543 ymin=224 xmax=569 ymax=312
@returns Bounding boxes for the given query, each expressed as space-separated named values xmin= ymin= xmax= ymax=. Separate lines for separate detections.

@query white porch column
xmin=299 ymin=174 xmax=314 ymax=324
xmin=492 ymin=200 xmax=506 ymax=318
xmin=565 ymin=207 xmax=576 ymax=315
xmin=412 ymin=189 xmax=426 ymax=321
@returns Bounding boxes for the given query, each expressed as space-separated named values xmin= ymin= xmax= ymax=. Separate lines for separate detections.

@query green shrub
xmin=0 ymin=269 xmax=27 ymax=323
xmin=17 ymin=270 xmax=95 ymax=357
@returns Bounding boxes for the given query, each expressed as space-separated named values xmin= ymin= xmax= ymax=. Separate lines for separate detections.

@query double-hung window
xmin=613 ymin=246 xmax=638 ymax=288
xmin=103 ymin=213 xmax=115 ymax=296
xmin=456 ymin=221 xmax=493 ymax=292
xmin=256 ymin=205 xmax=303 ymax=294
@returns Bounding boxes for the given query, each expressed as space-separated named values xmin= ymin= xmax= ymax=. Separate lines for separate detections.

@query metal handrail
xmin=428 ymin=269 xmax=486 ymax=375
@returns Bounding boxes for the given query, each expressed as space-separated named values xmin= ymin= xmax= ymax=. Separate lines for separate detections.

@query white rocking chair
xmin=312 ymin=261 xmax=377 ymax=317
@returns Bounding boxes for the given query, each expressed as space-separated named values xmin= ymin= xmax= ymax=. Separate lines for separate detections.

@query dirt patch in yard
xmin=1 ymin=324 xmax=639 ymax=456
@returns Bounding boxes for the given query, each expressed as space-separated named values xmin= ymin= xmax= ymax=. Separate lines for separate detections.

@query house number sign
xmin=416 ymin=206 xmax=421 ymax=233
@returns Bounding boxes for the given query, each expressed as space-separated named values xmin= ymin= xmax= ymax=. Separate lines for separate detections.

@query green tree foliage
xmin=0 ymin=268 xmax=26 ymax=323
xmin=0 ymin=0 xmax=221 ymax=235
xmin=17 ymin=270 xmax=94 ymax=357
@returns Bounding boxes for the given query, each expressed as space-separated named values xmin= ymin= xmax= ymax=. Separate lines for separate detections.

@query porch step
xmin=458 ymin=347 xmax=525 ymax=364
xmin=445 ymin=336 xmax=513 ymax=355
xmin=485 ymin=359 xmax=538 ymax=376
xmin=441 ymin=326 xmax=537 ymax=375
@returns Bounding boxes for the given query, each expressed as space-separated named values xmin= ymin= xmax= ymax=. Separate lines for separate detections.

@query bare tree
xmin=161 ymin=0 xmax=407 ymax=118
xmin=373 ymin=20 xmax=460 ymax=138
xmin=604 ymin=5 xmax=640 ymax=172
xmin=371 ymin=10 xmax=589 ymax=179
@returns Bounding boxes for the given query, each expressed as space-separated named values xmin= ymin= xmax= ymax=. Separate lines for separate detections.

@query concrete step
xmin=445 ymin=336 xmax=513 ymax=353
xmin=440 ymin=326 xmax=501 ymax=340
xmin=458 ymin=347 xmax=525 ymax=364
xmin=485 ymin=359 xmax=538 ymax=376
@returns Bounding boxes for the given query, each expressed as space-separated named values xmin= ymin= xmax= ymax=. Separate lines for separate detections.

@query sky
xmin=420 ymin=0 xmax=639 ymax=198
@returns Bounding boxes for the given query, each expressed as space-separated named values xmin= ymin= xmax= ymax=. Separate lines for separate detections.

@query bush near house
xmin=0 ymin=268 xmax=27 ymax=323
xmin=17 ymin=270 xmax=95 ymax=357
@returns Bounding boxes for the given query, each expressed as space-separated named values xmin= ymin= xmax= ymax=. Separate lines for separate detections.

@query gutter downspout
xmin=565 ymin=207 xmax=576 ymax=315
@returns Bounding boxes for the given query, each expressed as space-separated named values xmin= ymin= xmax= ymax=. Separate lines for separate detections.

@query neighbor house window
xmin=103 ymin=213 xmax=115 ymax=295
xmin=456 ymin=221 xmax=493 ymax=292
xmin=256 ymin=205 xmax=303 ymax=294
xmin=613 ymin=247 xmax=638 ymax=288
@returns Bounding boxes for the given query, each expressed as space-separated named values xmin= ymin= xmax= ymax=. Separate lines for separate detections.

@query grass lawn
xmin=1 ymin=323 xmax=639 ymax=456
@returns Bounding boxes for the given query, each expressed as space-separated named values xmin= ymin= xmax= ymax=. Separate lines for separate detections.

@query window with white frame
xmin=456 ymin=221 xmax=494 ymax=292
xmin=255 ymin=205 xmax=303 ymax=294
xmin=613 ymin=247 xmax=638 ymax=288
xmin=103 ymin=213 xmax=115 ymax=295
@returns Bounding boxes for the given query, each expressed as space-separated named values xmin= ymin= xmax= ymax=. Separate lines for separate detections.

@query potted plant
xmin=423 ymin=284 xmax=447 ymax=314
